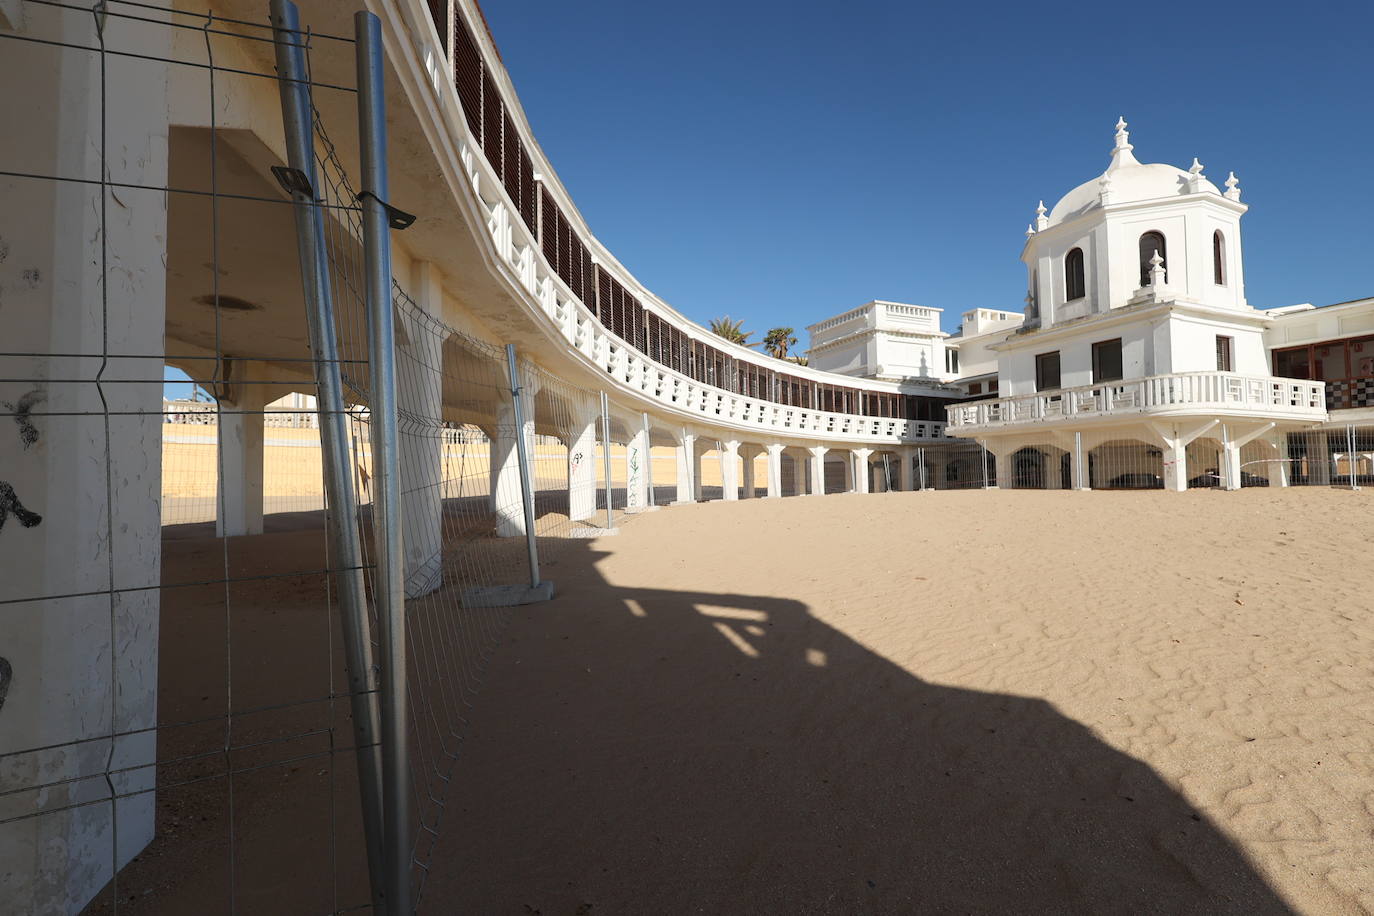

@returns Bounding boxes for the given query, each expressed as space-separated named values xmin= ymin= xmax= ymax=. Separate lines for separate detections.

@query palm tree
xmin=709 ymin=316 xmax=754 ymax=347
xmin=762 ymin=327 xmax=798 ymax=360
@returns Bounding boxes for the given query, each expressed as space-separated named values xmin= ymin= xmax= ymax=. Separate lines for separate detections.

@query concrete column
xmin=739 ymin=445 xmax=758 ymax=498
xmin=625 ymin=423 xmax=649 ymax=510
xmin=215 ymin=390 xmax=268 ymax=537
xmin=1220 ymin=424 xmax=1242 ymax=491
xmin=1162 ymin=444 xmax=1188 ymax=491
xmin=720 ymin=440 xmax=740 ymax=501
xmin=0 ymin=8 xmax=170 ymax=911
xmin=1070 ymin=434 xmax=1090 ymax=490
xmin=566 ymin=404 xmax=600 ymax=520
xmin=994 ymin=451 xmax=1014 ymax=489
xmin=765 ymin=444 xmax=784 ymax=498
xmin=1269 ymin=433 xmax=1290 ymax=487
xmin=808 ymin=446 xmax=828 ymax=495
xmin=1309 ymin=432 xmax=1332 ymax=485
xmin=898 ymin=448 xmax=915 ymax=492
xmin=398 ymin=263 xmax=446 ymax=596
xmin=675 ymin=433 xmax=697 ymax=503
xmin=490 ymin=372 xmax=539 ymax=537
xmin=692 ymin=439 xmax=707 ymax=501
xmin=852 ymin=448 xmax=873 ymax=494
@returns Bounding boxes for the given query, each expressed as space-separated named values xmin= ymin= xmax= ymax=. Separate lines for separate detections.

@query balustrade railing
xmin=440 ymin=29 xmax=945 ymax=445
xmin=947 ymin=372 xmax=1326 ymax=429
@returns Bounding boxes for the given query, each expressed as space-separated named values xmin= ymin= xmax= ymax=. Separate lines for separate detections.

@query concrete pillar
xmin=1309 ymin=432 xmax=1332 ymax=485
xmin=994 ymin=451 xmax=1014 ymax=489
xmin=1069 ymin=434 xmax=1090 ymax=490
xmin=808 ymin=446 xmax=828 ymax=495
xmin=898 ymin=448 xmax=915 ymax=492
xmin=720 ymin=440 xmax=740 ymax=501
xmin=675 ymin=433 xmax=697 ymax=503
xmin=566 ymin=404 xmax=600 ymax=521
xmin=852 ymin=448 xmax=873 ymax=494
xmin=490 ymin=372 xmax=539 ymax=536
xmin=1162 ymin=444 xmax=1188 ymax=491
xmin=398 ymin=262 xmax=446 ymax=596
xmin=739 ymin=445 xmax=758 ymax=498
xmin=625 ymin=423 xmax=649 ymax=510
xmin=1269 ymin=433 xmax=1290 ymax=487
xmin=692 ymin=439 xmax=707 ymax=501
xmin=0 ymin=8 xmax=170 ymax=910
xmin=765 ymin=444 xmax=784 ymax=498
xmin=215 ymin=392 xmax=267 ymax=537
xmin=1220 ymin=424 xmax=1242 ymax=491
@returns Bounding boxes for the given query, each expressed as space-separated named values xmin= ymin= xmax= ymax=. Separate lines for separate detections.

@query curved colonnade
xmin=361 ymin=0 xmax=965 ymax=540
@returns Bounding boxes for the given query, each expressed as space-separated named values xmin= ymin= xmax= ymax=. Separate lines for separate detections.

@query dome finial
xmin=1224 ymin=171 xmax=1242 ymax=202
xmin=1148 ymin=250 xmax=1167 ymax=290
xmin=1108 ymin=115 xmax=1139 ymax=169
xmin=1025 ymin=222 xmax=1036 ymax=239
xmin=1034 ymin=200 xmax=1049 ymax=231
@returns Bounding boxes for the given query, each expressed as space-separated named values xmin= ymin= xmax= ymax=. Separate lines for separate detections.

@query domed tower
xmin=1022 ymin=117 xmax=1249 ymax=329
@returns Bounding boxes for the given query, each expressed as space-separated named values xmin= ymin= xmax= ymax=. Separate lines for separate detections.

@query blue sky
xmin=480 ymin=0 xmax=1373 ymax=339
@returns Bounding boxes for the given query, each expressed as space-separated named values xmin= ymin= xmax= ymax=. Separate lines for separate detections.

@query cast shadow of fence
xmin=425 ymin=540 xmax=1293 ymax=915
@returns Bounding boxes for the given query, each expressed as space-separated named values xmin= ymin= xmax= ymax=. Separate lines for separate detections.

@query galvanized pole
xmin=1348 ymin=423 xmax=1361 ymax=491
xmin=505 ymin=345 xmax=542 ymax=585
xmin=917 ymin=447 xmax=927 ymax=491
xmin=981 ymin=442 xmax=990 ymax=489
xmin=600 ymin=391 xmax=614 ymax=529
xmin=1074 ymin=431 xmax=1085 ymax=490
xmin=355 ymin=11 xmax=410 ymax=914
xmin=642 ymin=411 xmax=655 ymax=507
xmin=270 ymin=2 xmax=385 ymax=909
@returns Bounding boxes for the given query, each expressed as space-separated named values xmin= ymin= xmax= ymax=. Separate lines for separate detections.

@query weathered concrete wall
xmin=0 ymin=6 xmax=169 ymax=913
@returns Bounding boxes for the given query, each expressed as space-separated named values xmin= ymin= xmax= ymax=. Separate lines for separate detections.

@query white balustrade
xmin=948 ymin=372 xmax=1326 ymax=431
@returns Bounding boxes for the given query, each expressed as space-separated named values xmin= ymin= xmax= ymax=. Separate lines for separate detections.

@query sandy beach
xmin=95 ymin=487 xmax=1374 ymax=914
xmin=428 ymin=488 xmax=1374 ymax=914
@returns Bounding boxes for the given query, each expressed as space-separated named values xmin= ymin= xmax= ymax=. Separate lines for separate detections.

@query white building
xmin=806 ymin=300 xmax=949 ymax=383
xmin=941 ymin=118 xmax=1374 ymax=490
xmin=943 ymin=308 xmax=1024 ymax=396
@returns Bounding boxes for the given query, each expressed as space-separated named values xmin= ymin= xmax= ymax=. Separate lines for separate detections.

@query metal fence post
xmin=270 ymin=2 xmax=386 ymax=908
xmin=506 ymin=345 xmax=542 ymax=585
xmin=642 ymin=411 xmax=655 ymax=507
xmin=1348 ymin=423 xmax=1360 ymax=491
xmin=600 ymin=391 xmax=614 ymax=529
xmin=355 ymin=12 xmax=410 ymax=914
xmin=981 ymin=442 xmax=990 ymax=489
xmin=1074 ymin=431 xmax=1085 ymax=490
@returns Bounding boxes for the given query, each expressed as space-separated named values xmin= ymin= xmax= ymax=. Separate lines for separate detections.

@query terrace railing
xmin=947 ymin=372 xmax=1327 ymax=431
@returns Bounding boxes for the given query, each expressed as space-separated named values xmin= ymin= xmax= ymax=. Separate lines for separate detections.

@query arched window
xmin=1064 ymin=248 xmax=1086 ymax=301
xmin=1212 ymin=230 xmax=1226 ymax=285
xmin=1138 ymin=231 xmax=1167 ymax=287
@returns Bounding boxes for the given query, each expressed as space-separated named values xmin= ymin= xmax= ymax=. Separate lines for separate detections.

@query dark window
xmin=1212 ymin=230 xmax=1226 ymax=285
xmin=968 ymin=382 xmax=982 ymax=395
xmin=1035 ymin=351 xmax=1061 ymax=391
xmin=988 ymin=379 xmax=998 ymax=394
xmin=1313 ymin=342 xmax=1349 ymax=381
xmin=1139 ymin=231 xmax=1167 ymax=287
xmin=1273 ymin=346 xmax=1311 ymax=379
xmin=1215 ymin=336 xmax=1233 ymax=372
xmin=1092 ymin=338 xmax=1123 ymax=383
xmin=1065 ymin=247 xmax=1086 ymax=301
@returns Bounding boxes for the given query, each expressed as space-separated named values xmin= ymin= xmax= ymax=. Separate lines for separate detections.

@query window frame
xmin=1215 ymin=335 xmax=1234 ymax=372
xmin=1034 ymin=351 xmax=1062 ymax=392
xmin=1064 ymin=247 xmax=1086 ymax=302
xmin=1091 ymin=338 xmax=1123 ymax=383
xmin=1212 ymin=230 xmax=1226 ymax=286
xmin=1138 ymin=231 xmax=1167 ymax=287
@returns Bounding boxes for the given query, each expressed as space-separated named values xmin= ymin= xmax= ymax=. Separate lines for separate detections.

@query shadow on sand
xmin=426 ymin=539 xmax=1292 ymax=915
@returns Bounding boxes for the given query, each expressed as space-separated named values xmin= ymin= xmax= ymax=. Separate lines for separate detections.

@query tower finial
xmin=1187 ymin=157 xmax=1207 ymax=193
xmin=1108 ymin=115 xmax=1138 ymax=168
xmin=1034 ymin=200 xmax=1049 ymax=231
xmin=1026 ymin=223 xmax=1036 ymax=239
xmin=1224 ymin=171 xmax=1242 ymax=202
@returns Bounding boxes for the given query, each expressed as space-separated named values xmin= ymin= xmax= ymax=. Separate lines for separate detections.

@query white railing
xmin=443 ymin=63 xmax=946 ymax=444
xmin=947 ymin=372 xmax=1326 ymax=430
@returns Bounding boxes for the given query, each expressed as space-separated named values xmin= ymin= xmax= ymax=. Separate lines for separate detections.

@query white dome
xmin=1043 ymin=120 xmax=1221 ymax=228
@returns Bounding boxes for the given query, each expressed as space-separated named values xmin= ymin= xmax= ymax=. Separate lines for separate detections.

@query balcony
xmin=946 ymin=372 xmax=1327 ymax=432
